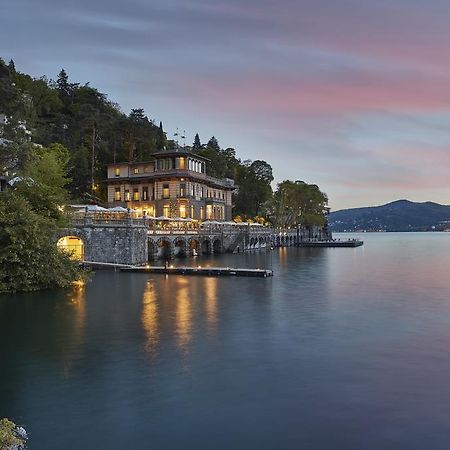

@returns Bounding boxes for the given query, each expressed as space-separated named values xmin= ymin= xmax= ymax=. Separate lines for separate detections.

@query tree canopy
xmin=0 ymin=143 xmax=84 ymax=293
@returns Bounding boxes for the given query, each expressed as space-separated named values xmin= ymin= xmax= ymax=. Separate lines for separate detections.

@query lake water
xmin=1 ymin=232 xmax=450 ymax=449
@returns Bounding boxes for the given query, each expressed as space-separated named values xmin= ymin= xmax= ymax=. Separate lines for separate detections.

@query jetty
xmin=297 ymin=239 xmax=363 ymax=248
xmin=121 ymin=265 xmax=273 ymax=278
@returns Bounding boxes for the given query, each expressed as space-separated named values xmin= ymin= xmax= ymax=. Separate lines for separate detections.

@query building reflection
xmin=141 ymin=280 xmax=159 ymax=355
xmin=204 ymin=277 xmax=218 ymax=333
xmin=63 ymin=281 xmax=86 ymax=378
xmin=175 ymin=278 xmax=192 ymax=351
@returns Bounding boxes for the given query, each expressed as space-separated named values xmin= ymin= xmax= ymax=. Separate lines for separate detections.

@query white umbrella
xmin=155 ymin=216 xmax=171 ymax=221
xmin=86 ymin=205 xmax=108 ymax=212
xmin=108 ymin=206 xmax=129 ymax=212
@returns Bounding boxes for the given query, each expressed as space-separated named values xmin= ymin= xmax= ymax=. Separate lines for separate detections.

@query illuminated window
xmin=125 ymin=190 xmax=130 ymax=201
xmin=200 ymin=207 xmax=204 ymax=220
xmin=134 ymin=167 xmax=139 ymax=174
xmin=114 ymin=188 xmax=121 ymax=201
xmin=163 ymin=183 xmax=170 ymax=199
xmin=142 ymin=186 xmax=148 ymax=201
xmin=180 ymin=183 xmax=186 ymax=197
xmin=191 ymin=205 xmax=195 ymax=218
xmin=163 ymin=204 xmax=170 ymax=217
xmin=115 ymin=167 xmax=120 ymax=176
xmin=179 ymin=204 xmax=186 ymax=218
xmin=133 ymin=189 xmax=139 ymax=201
xmin=179 ymin=157 xmax=186 ymax=170
xmin=206 ymin=205 xmax=213 ymax=220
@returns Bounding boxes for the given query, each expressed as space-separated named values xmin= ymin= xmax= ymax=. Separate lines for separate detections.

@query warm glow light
xmin=57 ymin=236 xmax=84 ymax=260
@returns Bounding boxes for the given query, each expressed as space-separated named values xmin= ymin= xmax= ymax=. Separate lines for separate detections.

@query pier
xmin=297 ymin=240 xmax=363 ymax=248
xmin=121 ymin=265 xmax=273 ymax=277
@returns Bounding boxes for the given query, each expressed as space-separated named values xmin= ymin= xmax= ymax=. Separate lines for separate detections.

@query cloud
xmin=1 ymin=0 xmax=450 ymax=208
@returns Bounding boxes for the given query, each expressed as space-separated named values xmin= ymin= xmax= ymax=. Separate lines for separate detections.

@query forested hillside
xmin=329 ymin=200 xmax=450 ymax=232
xmin=0 ymin=58 xmax=278 ymax=216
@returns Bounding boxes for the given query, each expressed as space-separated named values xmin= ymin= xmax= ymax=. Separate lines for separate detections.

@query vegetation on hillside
xmin=0 ymin=57 xmax=328 ymax=227
xmin=0 ymin=143 xmax=84 ymax=293
xmin=329 ymin=199 xmax=450 ymax=232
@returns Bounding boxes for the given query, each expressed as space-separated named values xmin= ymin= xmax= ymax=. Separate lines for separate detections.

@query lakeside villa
xmin=106 ymin=149 xmax=235 ymax=221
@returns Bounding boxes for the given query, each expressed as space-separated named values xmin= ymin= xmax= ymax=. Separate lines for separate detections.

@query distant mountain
xmin=329 ymin=200 xmax=450 ymax=232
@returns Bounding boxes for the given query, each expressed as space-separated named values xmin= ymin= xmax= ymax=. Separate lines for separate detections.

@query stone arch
xmin=201 ymin=238 xmax=212 ymax=254
xmin=188 ymin=238 xmax=200 ymax=257
xmin=157 ymin=237 xmax=172 ymax=260
xmin=259 ymin=236 xmax=265 ymax=248
xmin=57 ymin=235 xmax=84 ymax=260
xmin=173 ymin=238 xmax=187 ymax=257
xmin=213 ymin=238 xmax=222 ymax=254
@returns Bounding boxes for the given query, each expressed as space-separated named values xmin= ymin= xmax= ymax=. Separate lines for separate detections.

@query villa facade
xmin=106 ymin=149 xmax=235 ymax=221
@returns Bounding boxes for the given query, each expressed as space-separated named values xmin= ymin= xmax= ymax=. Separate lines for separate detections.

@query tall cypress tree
xmin=192 ymin=133 xmax=202 ymax=151
xmin=7 ymin=59 xmax=15 ymax=73
xmin=156 ymin=121 xmax=166 ymax=151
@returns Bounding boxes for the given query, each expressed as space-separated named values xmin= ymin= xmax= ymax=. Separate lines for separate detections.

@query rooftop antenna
xmin=174 ymin=128 xmax=179 ymax=150
xmin=181 ymin=130 xmax=186 ymax=148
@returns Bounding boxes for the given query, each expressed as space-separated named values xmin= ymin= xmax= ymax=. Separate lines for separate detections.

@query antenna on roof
xmin=174 ymin=128 xmax=179 ymax=150
xmin=181 ymin=130 xmax=186 ymax=148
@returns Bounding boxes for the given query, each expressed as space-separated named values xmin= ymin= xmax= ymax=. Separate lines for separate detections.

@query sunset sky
xmin=2 ymin=0 xmax=450 ymax=209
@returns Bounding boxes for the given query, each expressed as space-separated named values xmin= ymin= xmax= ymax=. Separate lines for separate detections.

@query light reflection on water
xmin=1 ymin=233 xmax=450 ymax=449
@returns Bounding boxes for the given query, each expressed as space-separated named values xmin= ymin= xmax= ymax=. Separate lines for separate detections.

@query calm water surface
xmin=1 ymin=233 xmax=450 ymax=449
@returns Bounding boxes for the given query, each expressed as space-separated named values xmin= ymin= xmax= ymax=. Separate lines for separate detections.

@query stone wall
xmin=57 ymin=224 xmax=148 ymax=265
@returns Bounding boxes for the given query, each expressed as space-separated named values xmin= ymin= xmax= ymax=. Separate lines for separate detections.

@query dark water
xmin=2 ymin=232 xmax=450 ymax=449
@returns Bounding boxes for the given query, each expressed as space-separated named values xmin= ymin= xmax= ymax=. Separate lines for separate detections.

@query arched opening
xmin=189 ymin=239 xmax=200 ymax=257
xmin=201 ymin=239 xmax=211 ymax=255
xmin=57 ymin=236 xmax=84 ymax=260
xmin=213 ymin=239 xmax=222 ymax=254
xmin=157 ymin=239 xmax=172 ymax=260
xmin=173 ymin=239 xmax=187 ymax=257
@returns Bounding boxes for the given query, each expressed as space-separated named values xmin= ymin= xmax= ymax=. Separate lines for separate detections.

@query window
xmin=125 ymin=190 xmax=130 ymax=201
xmin=134 ymin=167 xmax=139 ymax=174
xmin=179 ymin=157 xmax=186 ymax=170
xmin=206 ymin=205 xmax=213 ymax=220
xmin=180 ymin=183 xmax=186 ymax=197
xmin=200 ymin=207 xmax=204 ymax=220
xmin=191 ymin=205 xmax=195 ymax=219
xmin=133 ymin=189 xmax=139 ymax=201
xmin=179 ymin=204 xmax=186 ymax=218
xmin=115 ymin=167 xmax=120 ymax=176
xmin=142 ymin=186 xmax=148 ymax=201
xmin=163 ymin=183 xmax=170 ymax=199
xmin=163 ymin=204 xmax=170 ymax=217
xmin=114 ymin=188 xmax=121 ymax=201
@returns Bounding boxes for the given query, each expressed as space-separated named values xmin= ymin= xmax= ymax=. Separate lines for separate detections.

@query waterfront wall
xmin=57 ymin=223 xmax=148 ymax=265
xmin=58 ymin=220 xmax=331 ymax=265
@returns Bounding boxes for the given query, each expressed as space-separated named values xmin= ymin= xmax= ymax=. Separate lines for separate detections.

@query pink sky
xmin=1 ymin=0 xmax=450 ymax=209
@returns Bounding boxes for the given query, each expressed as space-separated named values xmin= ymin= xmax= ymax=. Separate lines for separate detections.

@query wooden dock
xmin=121 ymin=266 xmax=273 ymax=277
xmin=298 ymin=240 xmax=363 ymax=248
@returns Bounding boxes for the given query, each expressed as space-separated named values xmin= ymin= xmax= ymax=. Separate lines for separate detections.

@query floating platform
xmin=298 ymin=240 xmax=363 ymax=248
xmin=121 ymin=266 xmax=273 ymax=277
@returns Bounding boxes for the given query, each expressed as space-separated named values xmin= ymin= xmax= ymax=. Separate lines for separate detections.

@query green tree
xmin=0 ymin=418 xmax=27 ymax=449
xmin=7 ymin=59 xmax=15 ymax=73
xmin=192 ymin=133 xmax=202 ymax=151
xmin=269 ymin=180 xmax=328 ymax=228
xmin=0 ymin=144 xmax=83 ymax=293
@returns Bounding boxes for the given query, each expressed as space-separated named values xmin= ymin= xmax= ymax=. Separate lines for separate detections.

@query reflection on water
xmin=62 ymin=283 xmax=86 ymax=378
xmin=204 ymin=277 xmax=218 ymax=333
xmin=141 ymin=280 xmax=159 ymax=355
xmin=175 ymin=277 xmax=192 ymax=351
xmin=2 ymin=233 xmax=450 ymax=450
